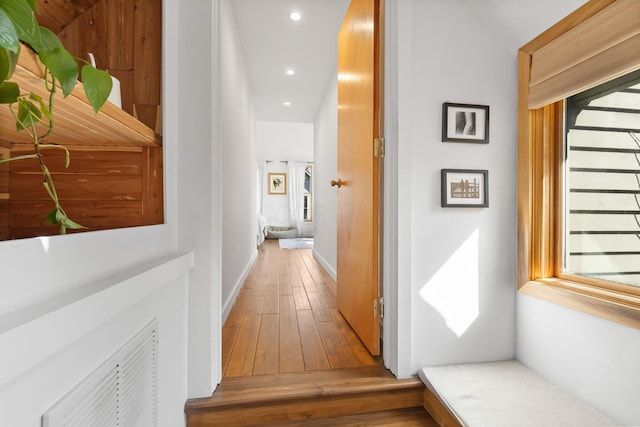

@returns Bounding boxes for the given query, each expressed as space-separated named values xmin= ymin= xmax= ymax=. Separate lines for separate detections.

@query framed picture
xmin=268 ymin=173 xmax=287 ymax=195
xmin=441 ymin=169 xmax=488 ymax=207
xmin=442 ymin=102 xmax=489 ymax=143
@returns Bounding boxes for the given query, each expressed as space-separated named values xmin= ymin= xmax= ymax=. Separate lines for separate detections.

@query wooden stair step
xmin=276 ymin=407 xmax=437 ymax=426
xmin=185 ymin=366 xmax=427 ymax=426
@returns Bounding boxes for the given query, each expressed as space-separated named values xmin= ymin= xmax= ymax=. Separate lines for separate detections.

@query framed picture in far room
xmin=441 ymin=169 xmax=488 ymax=207
xmin=442 ymin=102 xmax=489 ymax=143
xmin=268 ymin=173 xmax=287 ymax=195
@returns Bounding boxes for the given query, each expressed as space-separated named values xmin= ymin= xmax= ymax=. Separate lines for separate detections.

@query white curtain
xmin=287 ymin=161 xmax=306 ymax=233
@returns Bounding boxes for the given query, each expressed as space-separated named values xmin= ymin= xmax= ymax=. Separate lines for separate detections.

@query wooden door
xmin=336 ymin=0 xmax=381 ymax=355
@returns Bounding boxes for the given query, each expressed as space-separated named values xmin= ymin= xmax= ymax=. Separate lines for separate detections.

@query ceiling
xmin=230 ymin=0 xmax=350 ymax=123
xmin=231 ymin=0 xmax=589 ymax=125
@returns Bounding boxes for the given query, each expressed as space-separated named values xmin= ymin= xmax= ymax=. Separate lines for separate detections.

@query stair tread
xmin=275 ymin=407 xmax=437 ymax=426
xmin=185 ymin=365 xmax=424 ymax=412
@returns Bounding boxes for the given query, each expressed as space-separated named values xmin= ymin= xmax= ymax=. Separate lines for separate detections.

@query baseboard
xmin=222 ymin=249 xmax=258 ymax=323
xmin=312 ymin=249 xmax=337 ymax=281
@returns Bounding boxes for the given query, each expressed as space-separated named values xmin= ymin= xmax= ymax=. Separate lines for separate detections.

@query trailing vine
xmin=0 ymin=0 xmax=112 ymax=234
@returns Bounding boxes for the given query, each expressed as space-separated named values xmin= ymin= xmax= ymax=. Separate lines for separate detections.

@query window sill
xmin=519 ymin=278 xmax=640 ymax=330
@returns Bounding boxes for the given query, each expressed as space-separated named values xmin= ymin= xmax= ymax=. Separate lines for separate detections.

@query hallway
xmin=222 ymin=239 xmax=379 ymax=377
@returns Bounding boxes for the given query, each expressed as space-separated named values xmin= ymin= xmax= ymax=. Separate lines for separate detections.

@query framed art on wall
xmin=268 ymin=173 xmax=287 ymax=195
xmin=442 ymin=102 xmax=490 ymax=143
xmin=441 ymin=169 xmax=488 ymax=207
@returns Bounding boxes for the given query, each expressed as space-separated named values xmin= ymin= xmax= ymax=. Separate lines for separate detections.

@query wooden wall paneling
xmin=57 ymin=19 xmax=80 ymax=64
xmin=10 ymin=174 xmax=142 ymax=201
xmin=133 ymin=104 xmax=160 ymax=131
xmin=141 ymin=146 xmax=163 ymax=225
xmin=78 ymin=0 xmax=108 ymax=70
xmin=36 ymin=0 xmax=102 ymax=33
xmin=8 ymin=147 xmax=145 ymax=239
xmin=10 ymin=146 xmax=143 ymax=175
xmin=0 ymin=143 xmax=8 ymax=240
xmin=9 ymin=200 xmax=143 ymax=228
xmin=134 ymin=0 xmax=162 ymax=106
xmin=106 ymin=0 xmax=135 ymax=70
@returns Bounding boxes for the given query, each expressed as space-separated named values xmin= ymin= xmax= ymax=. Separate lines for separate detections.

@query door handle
xmin=331 ymin=179 xmax=345 ymax=188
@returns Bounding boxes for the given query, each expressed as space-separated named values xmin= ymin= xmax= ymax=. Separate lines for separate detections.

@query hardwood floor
xmin=185 ymin=239 xmax=436 ymax=425
xmin=222 ymin=239 xmax=379 ymax=377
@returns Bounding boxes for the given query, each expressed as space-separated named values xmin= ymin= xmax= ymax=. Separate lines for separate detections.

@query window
xmin=564 ymin=71 xmax=640 ymax=287
xmin=518 ymin=0 xmax=640 ymax=329
xmin=303 ymin=165 xmax=312 ymax=222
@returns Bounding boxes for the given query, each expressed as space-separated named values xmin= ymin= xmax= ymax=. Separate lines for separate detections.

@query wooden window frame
xmin=517 ymin=0 xmax=640 ymax=329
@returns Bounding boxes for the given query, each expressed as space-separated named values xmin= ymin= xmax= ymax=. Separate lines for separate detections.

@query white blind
xmin=529 ymin=0 xmax=640 ymax=109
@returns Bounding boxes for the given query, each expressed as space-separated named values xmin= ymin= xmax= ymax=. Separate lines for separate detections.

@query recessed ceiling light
xmin=286 ymin=69 xmax=295 ymax=76
xmin=290 ymin=11 xmax=302 ymax=21
xmin=283 ymin=101 xmax=292 ymax=106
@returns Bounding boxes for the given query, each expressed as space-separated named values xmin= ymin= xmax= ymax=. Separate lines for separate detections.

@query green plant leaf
xmin=39 ymin=47 xmax=78 ymax=97
xmin=0 ymin=81 xmax=18 ymax=103
xmin=45 ymin=208 xmax=58 ymax=225
xmin=0 ymin=6 xmax=19 ymax=53
xmin=62 ymin=217 xmax=85 ymax=230
xmin=0 ymin=45 xmax=17 ymax=81
xmin=25 ymin=0 xmax=37 ymax=14
xmin=38 ymin=26 xmax=63 ymax=53
xmin=16 ymin=98 xmax=41 ymax=131
xmin=0 ymin=0 xmax=40 ymax=51
xmin=29 ymin=92 xmax=51 ymax=119
xmin=81 ymin=65 xmax=112 ymax=114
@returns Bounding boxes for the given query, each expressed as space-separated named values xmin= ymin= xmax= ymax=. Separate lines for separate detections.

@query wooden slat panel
xmin=10 ymin=174 xmax=142 ymax=201
xmin=10 ymin=148 xmax=143 ymax=175
xmin=141 ymin=146 xmax=163 ymax=224
xmin=133 ymin=104 xmax=159 ymax=131
xmin=225 ymin=311 xmax=261 ymax=377
xmin=222 ymin=326 xmax=239 ymax=376
xmin=79 ymin=0 xmax=108 ymax=70
xmin=252 ymin=313 xmax=279 ymax=376
xmin=1 ymin=45 xmax=161 ymax=147
xmin=317 ymin=321 xmax=356 ymax=369
xmin=134 ymin=0 xmax=162 ymax=105
xmin=9 ymin=200 xmax=142 ymax=227
xmin=106 ymin=0 xmax=135 ymax=70
xmin=263 ymin=285 xmax=279 ymax=314
xmin=9 ymin=225 xmax=115 ymax=238
xmin=36 ymin=0 xmax=99 ymax=34
xmin=57 ymin=19 xmax=80 ymax=64
xmin=278 ymin=310 xmax=305 ymax=374
xmin=307 ymin=291 xmax=332 ymax=322
xmin=224 ymin=289 xmax=252 ymax=328
xmin=296 ymin=310 xmax=330 ymax=371
xmin=0 ymin=201 xmax=8 ymax=227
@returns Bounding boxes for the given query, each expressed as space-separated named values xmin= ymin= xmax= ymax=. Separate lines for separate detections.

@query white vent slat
xmin=43 ymin=319 xmax=158 ymax=427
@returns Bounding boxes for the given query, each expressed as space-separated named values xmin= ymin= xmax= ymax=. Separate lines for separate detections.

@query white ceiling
xmin=231 ymin=0 xmax=350 ymax=123
xmin=231 ymin=0 xmax=589 ymax=124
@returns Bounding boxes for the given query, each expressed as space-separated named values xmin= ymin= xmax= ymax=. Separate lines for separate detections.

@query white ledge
xmin=0 ymin=251 xmax=194 ymax=388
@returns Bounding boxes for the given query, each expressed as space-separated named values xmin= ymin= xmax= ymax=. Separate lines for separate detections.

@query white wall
xmin=177 ymin=0 xmax=221 ymax=397
xmin=256 ymin=121 xmax=314 ymax=162
xmin=395 ymin=0 xmax=517 ymax=372
xmin=256 ymin=121 xmax=314 ymax=235
xmin=220 ymin=0 xmax=259 ymax=320
xmin=0 ymin=0 xmax=202 ymax=422
xmin=313 ymin=75 xmax=338 ymax=279
xmin=392 ymin=0 xmax=640 ymax=424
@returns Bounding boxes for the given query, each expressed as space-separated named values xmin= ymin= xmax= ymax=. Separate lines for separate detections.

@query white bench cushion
xmin=419 ymin=360 xmax=618 ymax=427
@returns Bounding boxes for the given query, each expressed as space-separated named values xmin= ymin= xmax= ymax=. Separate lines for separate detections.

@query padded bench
xmin=419 ymin=360 xmax=618 ymax=427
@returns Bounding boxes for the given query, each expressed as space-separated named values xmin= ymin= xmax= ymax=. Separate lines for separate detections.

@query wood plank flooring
xmin=222 ymin=239 xmax=379 ymax=377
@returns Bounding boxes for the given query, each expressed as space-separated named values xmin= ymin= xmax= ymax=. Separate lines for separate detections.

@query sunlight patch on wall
xmin=38 ymin=236 xmax=51 ymax=253
xmin=419 ymin=229 xmax=480 ymax=337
